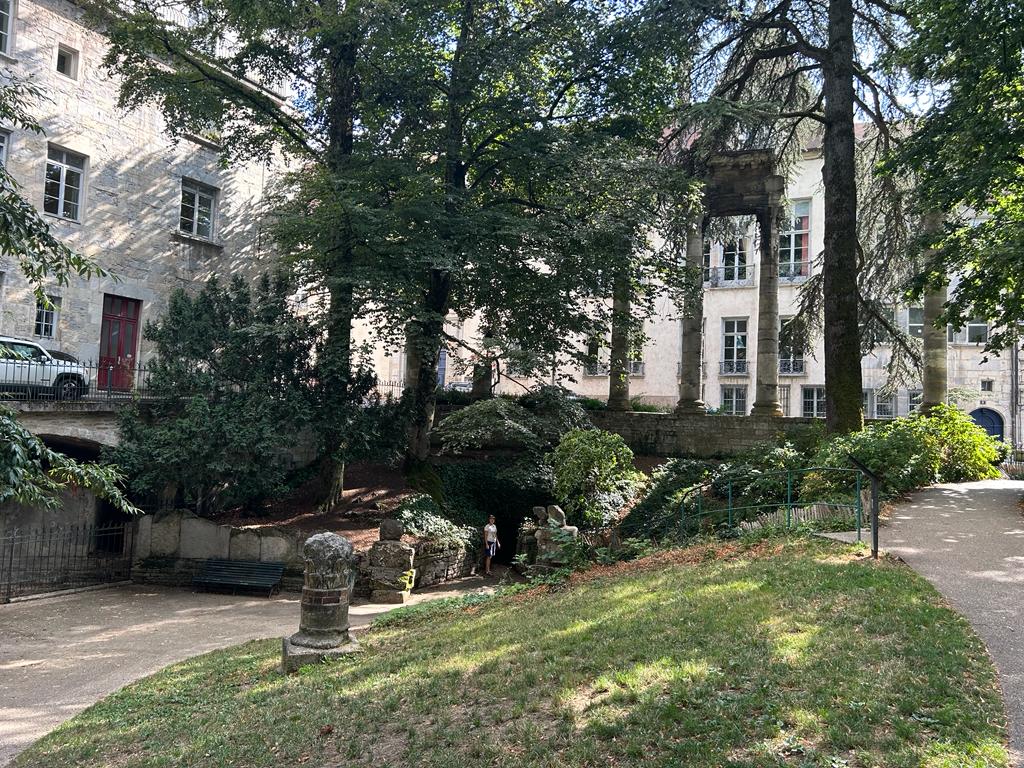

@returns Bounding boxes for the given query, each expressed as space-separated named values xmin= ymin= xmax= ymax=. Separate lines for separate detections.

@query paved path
xmin=0 ymin=573 xmax=506 ymax=766
xmin=875 ymin=480 xmax=1024 ymax=766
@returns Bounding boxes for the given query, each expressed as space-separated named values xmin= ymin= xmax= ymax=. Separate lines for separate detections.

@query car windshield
xmin=0 ymin=342 xmax=45 ymax=360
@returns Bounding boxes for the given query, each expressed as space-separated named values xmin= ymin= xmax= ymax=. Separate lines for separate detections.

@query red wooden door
xmin=98 ymin=295 xmax=141 ymax=390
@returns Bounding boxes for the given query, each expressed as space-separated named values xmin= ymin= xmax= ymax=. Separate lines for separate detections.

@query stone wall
xmin=589 ymin=411 xmax=819 ymax=457
xmin=0 ymin=485 xmax=97 ymax=537
xmin=131 ymin=510 xmax=306 ymax=588
xmin=131 ymin=511 xmax=475 ymax=593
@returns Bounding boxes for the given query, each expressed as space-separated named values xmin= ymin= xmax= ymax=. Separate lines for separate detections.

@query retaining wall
xmin=589 ymin=411 xmax=819 ymax=457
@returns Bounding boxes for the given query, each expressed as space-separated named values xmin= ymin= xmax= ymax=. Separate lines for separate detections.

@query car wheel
xmin=56 ymin=377 xmax=83 ymax=401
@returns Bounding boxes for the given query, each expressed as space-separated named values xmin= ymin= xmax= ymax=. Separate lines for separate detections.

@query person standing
xmin=483 ymin=515 xmax=500 ymax=576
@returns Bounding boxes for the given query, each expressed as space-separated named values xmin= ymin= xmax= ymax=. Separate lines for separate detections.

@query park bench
xmin=192 ymin=559 xmax=285 ymax=597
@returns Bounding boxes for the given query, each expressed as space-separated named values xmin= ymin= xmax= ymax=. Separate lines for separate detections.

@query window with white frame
xmin=584 ymin=338 xmax=605 ymax=376
xmin=702 ymin=241 xmax=711 ymax=282
xmin=721 ymin=385 xmax=747 ymax=415
xmin=44 ymin=147 xmax=86 ymax=221
xmin=779 ymin=317 xmax=805 ymax=374
xmin=875 ymin=392 xmax=895 ymax=419
xmin=0 ymin=0 xmax=13 ymax=56
xmin=779 ymin=200 xmax=810 ymax=278
xmin=779 ymin=384 xmax=791 ymax=417
xmin=982 ymin=379 xmax=995 ymax=393
xmin=628 ymin=352 xmax=645 ymax=377
xmin=967 ymin=319 xmax=989 ymax=344
xmin=722 ymin=318 xmax=748 ymax=374
xmin=179 ymin=180 xmax=218 ymax=239
xmin=907 ymin=307 xmax=924 ymax=338
xmin=802 ymin=386 xmax=826 ymax=418
xmin=34 ymin=295 xmax=60 ymax=338
xmin=721 ymin=239 xmax=748 ymax=281
xmin=56 ymin=44 xmax=79 ymax=79
xmin=0 ymin=130 xmax=8 ymax=166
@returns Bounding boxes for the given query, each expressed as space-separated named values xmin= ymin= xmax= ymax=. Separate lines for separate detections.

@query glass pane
xmin=66 ymin=151 xmax=85 ymax=169
xmin=967 ymin=324 xmax=989 ymax=344
xmin=180 ymin=188 xmax=196 ymax=232
xmin=0 ymin=0 xmax=9 ymax=55
xmin=47 ymin=147 xmax=62 ymax=162
xmin=44 ymin=163 xmax=62 ymax=215
xmin=62 ymin=168 xmax=81 ymax=219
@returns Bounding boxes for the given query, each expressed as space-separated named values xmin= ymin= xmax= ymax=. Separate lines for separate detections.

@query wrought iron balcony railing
xmin=779 ymin=358 xmax=806 ymax=375
xmin=719 ymin=360 xmax=749 ymax=376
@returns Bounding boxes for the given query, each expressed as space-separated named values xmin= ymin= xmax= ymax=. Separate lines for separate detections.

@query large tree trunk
xmin=319 ymin=11 xmax=362 ymax=510
xmin=921 ymin=213 xmax=948 ymax=412
xmin=470 ymin=324 xmax=493 ymax=400
xmin=821 ymin=0 xmax=863 ymax=433
xmin=404 ymin=0 xmax=472 ymax=463
xmin=607 ymin=267 xmax=632 ymax=411
xmin=676 ymin=222 xmax=706 ymax=413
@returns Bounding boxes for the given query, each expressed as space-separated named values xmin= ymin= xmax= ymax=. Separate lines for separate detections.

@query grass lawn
xmin=16 ymin=537 xmax=1008 ymax=768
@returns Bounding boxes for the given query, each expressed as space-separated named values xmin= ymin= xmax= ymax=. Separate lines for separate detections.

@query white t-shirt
xmin=484 ymin=523 xmax=498 ymax=543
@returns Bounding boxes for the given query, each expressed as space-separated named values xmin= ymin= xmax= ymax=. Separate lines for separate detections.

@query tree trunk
xmin=319 ymin=8 xmax=362 ymax=509
xmin=921 ymin=213 xmax=948 ymax=412
xmin=404 ymin=0 xmax=471 ymax=462
xmin=821 ymin=0 xmax=863 ymax=433
xmin=676 ymin=222 xmax=706 ymax=413
xmin=470 ymin=324 xmax=493 ymax=399
xmin=607 ymin=267 xmax=632 ymax=411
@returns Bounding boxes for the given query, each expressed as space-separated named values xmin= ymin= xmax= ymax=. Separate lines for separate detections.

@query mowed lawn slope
xmin=16 ymin=538 xmax=1008 ymax=768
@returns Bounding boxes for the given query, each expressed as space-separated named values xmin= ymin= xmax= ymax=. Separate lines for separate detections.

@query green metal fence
xmin=678 ymin=466 xmax=867 ymax=541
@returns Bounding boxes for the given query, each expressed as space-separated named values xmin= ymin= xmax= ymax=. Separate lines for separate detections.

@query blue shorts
xmin=485 ymin=541 xmax=497 ymax=557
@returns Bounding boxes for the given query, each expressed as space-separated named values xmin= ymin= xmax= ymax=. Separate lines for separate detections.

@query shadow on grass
xmin=16 ymin=537 xmax=1008 ymax=768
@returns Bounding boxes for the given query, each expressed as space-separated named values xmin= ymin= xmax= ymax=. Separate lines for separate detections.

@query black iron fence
xmin=1 ymin=522 xmax=135 ymax=602
xmin=0 ymin=358 xmax=155 ymax=402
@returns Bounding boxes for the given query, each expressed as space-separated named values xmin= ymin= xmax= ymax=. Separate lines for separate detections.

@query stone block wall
xmin=412 ymin=541 xmax=477 ymax=587
xmin=589 ymin=411 xmax=819 ymax=457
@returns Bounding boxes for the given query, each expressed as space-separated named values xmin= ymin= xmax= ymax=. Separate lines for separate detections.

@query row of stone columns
xmin=675 ymin=203 xmax=784 ymax=417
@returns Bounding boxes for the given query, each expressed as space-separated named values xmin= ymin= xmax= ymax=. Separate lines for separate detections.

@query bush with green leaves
xmin=548 ymin=428 xmax=645 ymax=528
xmin=711 ymin=442 xmax=806 ymax=510
xmin=619 ymin=458 xmax=711 ymax=538
xmin=395 ymin=493 xmax=478 ymax=549
xmin=803 ymin=405 xmax=1000 ymax=499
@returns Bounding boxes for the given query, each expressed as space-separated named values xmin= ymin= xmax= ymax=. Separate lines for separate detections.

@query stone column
xmin=751 ymin=207 xmax=783 ymax=416
xmin=676 ymin=221 xmax=706 ymax=413
xmin=368 ymin=519 xmax=416 ymax=604
xmin=282 ymin=532 xmax=360 ymax=673
xmin=607 ymin=267 xmax=632 ymax=411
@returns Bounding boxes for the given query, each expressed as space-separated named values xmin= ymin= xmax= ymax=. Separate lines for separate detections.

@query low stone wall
xmin=413 ymin=541 xmax=477 ymax=587
xmin=132 ymin=510 xmax=307 ymax=588
xmin=131 ymin=510 xmax=475 ymax=593
xmin=589 ymin=411 xmax=819 ymax=457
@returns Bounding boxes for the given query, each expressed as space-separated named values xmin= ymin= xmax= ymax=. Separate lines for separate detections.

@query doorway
xmin=971 ymin=408 xmax=1005 ymax=441
xmin=98 ymin=294 xmax=141 ymax=391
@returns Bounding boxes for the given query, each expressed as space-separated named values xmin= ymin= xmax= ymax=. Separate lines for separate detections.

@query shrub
xmin=394 ymin=494 xmax=477 ymax=549
xmin=804 ymin=405 xmax=1000 ymax=498
xmin=549 ymin=429 xmax=645 ymax=528
xmin=619 ymin=458 xmax=711 ymax=538
xmin=711 ymin=442 xmax=806 ymax=509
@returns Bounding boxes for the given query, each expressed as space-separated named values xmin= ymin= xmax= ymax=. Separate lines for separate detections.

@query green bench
xmin=192 ymin=559 xmax=285 ymax=598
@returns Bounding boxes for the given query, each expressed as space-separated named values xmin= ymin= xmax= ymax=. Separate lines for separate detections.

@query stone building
xmin=387 ymin=146 xmax=1021 ymax=447
xmin=0 ymin=0 xmax=277 ymax=368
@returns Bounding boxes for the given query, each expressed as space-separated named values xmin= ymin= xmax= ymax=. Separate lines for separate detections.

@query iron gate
xmin=1 ymin=522 xmax=134 ymax=602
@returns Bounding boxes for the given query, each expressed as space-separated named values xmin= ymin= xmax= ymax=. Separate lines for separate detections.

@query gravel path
xmin=0 ymin=573 xmax=504 ymax=766
xmin=881 ymin=480 xmax=1024 ymax=766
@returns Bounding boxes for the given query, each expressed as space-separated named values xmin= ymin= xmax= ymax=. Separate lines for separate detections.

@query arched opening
xmin=970 ymin=408 xmax=1005 ymax=441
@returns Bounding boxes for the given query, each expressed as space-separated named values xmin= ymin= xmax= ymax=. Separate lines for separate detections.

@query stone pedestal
xmin=282 ymin=532 xmax=360 ymax=673
xmin=367 ymin=519 xmax=416 ymax=604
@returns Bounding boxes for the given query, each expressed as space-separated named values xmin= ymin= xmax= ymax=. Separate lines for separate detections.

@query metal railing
xmin=704 ymin=265 xmax=755 ymax=287
xmin=1 ymin=522 xmax=135 ymax=602
xmin=779 ymin=358 xmax=806 ymax=375
xmin=779 ymin=261 xmax=811 ymax=281
xmin=0 ymin=358 xmax=155 ymax=402
xmin=720 ymin=360 xmax=749 ymax=375
xmin=678 ymin=466 xmax=867 ymax=540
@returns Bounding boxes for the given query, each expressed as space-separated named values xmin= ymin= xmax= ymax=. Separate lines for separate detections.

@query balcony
xmin=779 ymin=358 xmax=806 ymax=375
xmin=719 ymin=360 xmax=749 ymax=376
xmin=704 ymin=266 xmax=755 ymax=288
xmin=779 ymin=261 xmax=811 ymax=283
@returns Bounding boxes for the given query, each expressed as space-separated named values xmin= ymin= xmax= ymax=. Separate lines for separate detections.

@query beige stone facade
xmin=0 ymin=0 xmax=275 ymax=363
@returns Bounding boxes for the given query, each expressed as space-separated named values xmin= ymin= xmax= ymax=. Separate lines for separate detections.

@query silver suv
xmin=0 ymin=336 xmax=91 ymax=400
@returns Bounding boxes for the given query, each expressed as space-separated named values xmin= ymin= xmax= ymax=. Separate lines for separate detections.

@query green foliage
xmin=394 ymin=494 xmax=477 ymax=549
xmin=804 ymin=405 xmax=1000 ymax=498
xmin=620 ymin=458 xmax=710 ymax=539
xmin=549 ymin=429 xmax=645 ymax=528
xmin=434 ymin=461 xmax=550 ymax=529
xmin=1 ymin=407 xmax=137 ymax=514
xmin=435 ymin=399 xmax=547 ymax=455
xmin=106 ymin=275 xmax=317 ymax=513
xmin=711 ymin=443 xmax=806 ymax=509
